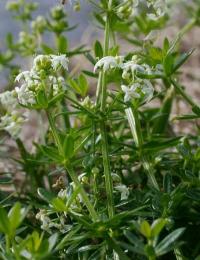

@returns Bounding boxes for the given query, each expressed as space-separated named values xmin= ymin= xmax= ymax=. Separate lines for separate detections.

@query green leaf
xmin=78 ymin=74 xmax=89 ymax=97
xmin=48 ymin=233 xmax=58 ymax=252
xmin=94 ymin=40 xmax=103 ymax=59
xmin=8 ymin=202 xmax=22 ymax=232
xmin=48 ymin=92 xmax=64 ymax=107
xmin=152 ymin=85 xmax=174 ymax=134
xmin=124 ymin=230 xmax=145 ymax=251
xmin=51 ymin=197 xmax=67 ymax=211
xmin=36 ymin=90 xmax=48 ymax=108
xmin=57 ymin=35 xmax=68 ymax=53
xmin=163 ymin=54 xmax=174 ymax=76
xmin=172 ymin=49 xmax=194 ymax=73
xmin=192 ymin=105 xmax=200 ymax=116
xmin=143 ymin=137 xmax=181 ymax=152
xmin=77 ymin=244 xmax=101 ymax=253
xmin=151 ymin=219 xmax=168 ymax=237
xmin=163 ymin=38 xmax=170 ymax=55
xmin=149 ymin=47 xmax=163 ymax=61
xmin=155 ymin=228 xmax=185 ymax=256
xmin=38 ymin=188 xmax=56 ymax=203
xmin=186 ymin=188 xmax=200 ymax=201
xmin=107 ymin=239 xmax=130 ymax=260
xmin=0 ymin=207 xmax=10 ymax=235
xmin=40 ymin=145 xmax=63 ymax=162
xmin=63 ymin=135 xmax=74 ymax=159
xmin=163 ymin=174 xmax=172 ymax=193
xmin=140 ymin=220 xmax=151 ymax=238
xmin=68 ymin=78 xmax=82 ymax=95
xmin=41 ymin=44 xmax=55 ymax=54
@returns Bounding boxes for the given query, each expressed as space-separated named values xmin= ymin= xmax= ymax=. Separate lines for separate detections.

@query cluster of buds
xmin=117 ymin=0 xmax=139 ymax=19
xmin=31 ymin=16 xmax=47 ymax=34
xmin=6 ymin=0 xmax=38 ymax=21
xmin=49 ymin=5 xmax=68 ymax=34
xmin=18 ymin=31 xmax=37 ymax=55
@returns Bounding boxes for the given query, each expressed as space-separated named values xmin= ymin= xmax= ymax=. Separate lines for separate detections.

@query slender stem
xmin=65 ymin=164 xmax=98 ymax=221
xmin=46 ymin=111 xmax=98 ymax=221
xmin=46 ymin=111 xmax=63 ymax=155
xmin=171 ymin=79 xmax=197 ymax=107
xmin=100 ymin=121 xmax=114 ymax=217
xmin=125 ymin=108 xmax=159 ymax=190
xmin=179 ymin=18 xmax=196 ymax=38
xmin=96 ymin=0 xmax=114 ymax=218
xmin=6 ymin=235 xmax=10 ymax=254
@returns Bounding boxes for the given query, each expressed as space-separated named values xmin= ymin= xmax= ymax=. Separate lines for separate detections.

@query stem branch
xmin=125 ymin=108 xmax=159 ymax=190
xmin=46 ymin=111 xmax=98 ymax=221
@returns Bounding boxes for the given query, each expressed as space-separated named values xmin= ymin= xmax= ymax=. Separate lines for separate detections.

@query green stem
xmin=96 ymin=0 xmax=114 ymax=218
xmin=179 ymin=18 xmax=196 ymax=38
xmin=152 ymin=85 xmax=174 ymax=134
xmin=6 ymin=235 xmax=10 ymax=254
xmin=171 ymin=79 xmax=197 ymax=107
xmin=46 ymin=111 xmax=98 ymax=221
xmin=46 ymin=111 xmax=63 ymax=155
xmin=125 ymin=108 xmax=159 ymax=191
xmin=65 ymin=164 xmax=98 ymax=221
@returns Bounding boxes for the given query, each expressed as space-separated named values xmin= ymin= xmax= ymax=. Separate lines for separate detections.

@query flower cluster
xmin=31 ymin=15 xmax=47 ymax=33
xmin=116 ymin=0 xmax=167 ymax=22
xmin=0 ymin=111 xmax=27 ymax=139
xmin=15 ymin=54 xmax=68 ymax=106
xmin=94 ymin=56 xmax=124 ymax=73
xmin=121 ymin=79 xmax=154 ymax=103
xmin=146 ymin=0 xmax=166 ymax=21
xmin=36 ymin=209 xmax=66 ymax=233
xmin=94 ymin=55 xmax=155 ymax=104
xmin=0 ymin=90 xmax=26 ymax=139
xmin=0 ymin=54 xmax=68 ymax=138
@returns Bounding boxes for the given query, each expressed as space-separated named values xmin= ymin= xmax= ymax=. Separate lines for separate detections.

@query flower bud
xmin=51 ymin=6 xmax=65 ymax=20
xmin=6 ymin=1 xmax=20 ymax=11
xmin=91 ymin=167 xmax=100 ymax=175
xmin=33 ymin=55 xmax=52 ymax=72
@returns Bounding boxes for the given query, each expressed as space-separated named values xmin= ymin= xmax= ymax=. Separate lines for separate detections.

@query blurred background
xmin=0 ymin=0 xmax=92 ymax=42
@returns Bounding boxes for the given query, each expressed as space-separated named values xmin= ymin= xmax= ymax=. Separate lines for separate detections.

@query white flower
xmin=147 ymin=0 xmax=166 ymax=20
xmin=121 ymin=84 xmax=141 ymax=102
xmin=115 ymin=184 xmax=130 ymax=201
xmin=50 ymin=55 xmax=69 ymax=71
xmin=15 ymin=70 xmax=39 ymax=82
xmin=31 ymin=15 xmax=46 ymax=32
xmin=121 ymin=61 xmax=144 ymax=79
xmin=94 ymin=56 xmax=124 ymax=73
xmin=36 ymin=209 xmax=51 ymax=231
xmin=0 ymin=90 xmax=18 ymax=111
xmin=15 ymin=85 xmax=36 ymax=106
xmin=141 ymin=79 xmax=154 ymax=102
xmin=15 ymin=71 xmax=31 ymax=82
xmin=33 ymin=55 xmax=52 ymax=71
xmin=49 ymin=75 xmax=66 ymax=95
xmin=121 ymin=79 xmax=154 ymax=103
xmin=58 ymin=189 xmax=67 ymax=200
xmin=0 ymin=111 xmax=27 ymax=139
